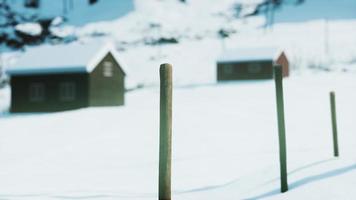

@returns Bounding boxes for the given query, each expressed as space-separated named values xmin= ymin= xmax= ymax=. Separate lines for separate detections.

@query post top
xmin=160 ymin=63 xmax=172 ymax=68
xmin=160 ymin=63 xmax=173 ymax=74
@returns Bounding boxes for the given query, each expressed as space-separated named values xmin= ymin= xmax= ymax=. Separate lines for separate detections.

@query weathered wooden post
xmin=159 ymin=63 xmax=173 ymax=200
xmin=274 ymin=65 xmax=288 ymax=193
xmin=330 ymin=91 xmax=339 ymax=157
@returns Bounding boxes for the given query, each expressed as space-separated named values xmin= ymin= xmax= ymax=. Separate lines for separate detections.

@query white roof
xmin=217 ymin=47 xmax=282 ymax=63
xmin=6 ymin=41 xmax=124 ymax=75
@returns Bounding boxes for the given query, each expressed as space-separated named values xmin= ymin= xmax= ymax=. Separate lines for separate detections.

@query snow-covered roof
xmin=6 ymin=41 xmax=125 ymax=76
xmin=217 ymin=47 xmax=282 ymax=63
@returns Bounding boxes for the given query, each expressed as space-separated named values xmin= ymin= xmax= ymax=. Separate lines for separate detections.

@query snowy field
xmin=0 ymin=72 xmax=356 ymax=199
xmin=1 ymin=0 xmax=356 ymax=199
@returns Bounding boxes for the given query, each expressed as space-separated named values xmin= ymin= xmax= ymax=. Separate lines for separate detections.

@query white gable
xmin=6 ymin=41 xmax=124 ymax=75
xmin=217 ymin=47 xmax=282 ymax=63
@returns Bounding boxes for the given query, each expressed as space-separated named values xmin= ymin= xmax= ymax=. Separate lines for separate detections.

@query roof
xmin=6 ymin=41 xmax=125 ymax=76
xmin=217 ymin=47 xmax=283 ymax=63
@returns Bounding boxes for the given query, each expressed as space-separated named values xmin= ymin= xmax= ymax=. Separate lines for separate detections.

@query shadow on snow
xmin=246 ymin=162 xmax=356 ymax=200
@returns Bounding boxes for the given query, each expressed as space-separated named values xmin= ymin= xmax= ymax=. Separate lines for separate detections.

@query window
xmin=29 ymin=83 xmax=45 ymax=102
xmin=248 ymin=63 xmax=262 ymax=73
xmin=223 ymin=64 xmax=234 ymax=74
xmin=59 ymin=82 xmax=76 ymax=101
xmin=103 ymin=61 xmax=114 ymax=77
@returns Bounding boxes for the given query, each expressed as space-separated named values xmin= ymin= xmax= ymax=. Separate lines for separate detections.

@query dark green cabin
xmin=217 ymin=48 xmax=289 ymax=81
xmin=6 ymin=42 xmax=126 ymax=112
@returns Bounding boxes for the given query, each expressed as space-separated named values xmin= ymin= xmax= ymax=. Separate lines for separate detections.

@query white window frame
xmin=103 ymin=61 xmax=114 ymax=77
xmin=59 ymin=82 xmax=76 ymax=102
xmin=29 ymin=83 xmax=45 ymax=102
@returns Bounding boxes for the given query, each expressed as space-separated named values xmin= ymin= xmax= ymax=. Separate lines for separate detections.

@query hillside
xmin=1 ymin=0 xmax=356 ymax=199
xmin=67 ymin=0 xmax=356 ymax=88
xmin=4 ymin=0 xmax=356 ymax=89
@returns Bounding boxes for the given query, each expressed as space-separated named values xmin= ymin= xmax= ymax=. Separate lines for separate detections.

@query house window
xmin=29 ymin=83 xmax=45 ymax=102
xmin=223 ymin=64 xmax=234 ymax=74
xmin=248 ymin=63 xmax=262 ymax=73
xmin=59 ymin=82 xmax=76 ymax=101
xmin=103 ymin=61 xmax=114 ymax=77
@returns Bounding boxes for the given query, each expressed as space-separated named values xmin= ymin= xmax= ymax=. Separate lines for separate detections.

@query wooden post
xmin=330 ymin=91 xmax=339 ymax=157
xmin=159 ymin=63 xmax=173 ymax=200
xmin=274 ymin=65 xmax=288 ymax=193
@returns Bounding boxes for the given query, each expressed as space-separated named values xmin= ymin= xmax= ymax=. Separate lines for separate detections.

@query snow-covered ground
xmin=1 ymin=0 xmax=356 ymax=199
xmin=0 ymin=72 xmax=356 ymax=199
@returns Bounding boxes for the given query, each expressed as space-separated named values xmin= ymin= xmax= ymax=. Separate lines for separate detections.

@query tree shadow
xmin=245 ymin=163 xmax=356 ymax=200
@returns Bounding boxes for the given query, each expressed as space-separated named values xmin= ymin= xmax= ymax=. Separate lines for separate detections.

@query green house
xmin=6 ymin=41 xmax=126 ymax=113
xmin=217 ymin=47 xmax=289 ymax=81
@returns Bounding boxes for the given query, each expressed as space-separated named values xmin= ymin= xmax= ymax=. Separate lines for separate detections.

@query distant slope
xmin=4 ymin=0 xmax=356 ymax=89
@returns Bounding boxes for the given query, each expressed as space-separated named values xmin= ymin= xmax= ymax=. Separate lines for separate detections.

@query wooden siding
xmin=275 ymin=52 xmax=290 ymax=77
xmin=217 ymin=60 xmax=274 ymax=81
xmin=88 ymin=52 xmax=125 ymax=106
xmin=9 ymin=52 xmax=125 ymax=112
xmin=10 ymin=73 xmax=89 ymax=112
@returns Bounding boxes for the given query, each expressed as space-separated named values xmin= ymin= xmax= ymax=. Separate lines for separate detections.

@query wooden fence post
xmin=274 ymin=65 xmax=288 ymax=193
xmin=159 ymin=63 xmax=173 ymax=200
xmin=330 ymin=91 xmax=339 ymax=157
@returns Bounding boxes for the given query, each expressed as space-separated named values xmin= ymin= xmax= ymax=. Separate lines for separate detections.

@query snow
xmin=109 ymin=19 xmax=356 ymax=88
xmin=1 ymin=0 xmax=356 ymax=199
xmin=14 ymin=23 xmax=42 ymax=36
xmin=62 ymin=0 xmax=356 ymax=88
xmin=0 ymin=73 xmax=356 ymax=199
xmin=6 ymin=41 xmax=126 ymax=75
xmin=0 ymin=86 xmax=10 ymax=113
xmin=217 ymin=47 xmax=280 ymax=63
xmin=75 ymin=0 xmax=264 ymax=44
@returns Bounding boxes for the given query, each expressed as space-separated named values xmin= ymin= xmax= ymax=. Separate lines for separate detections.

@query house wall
xmin=10 ymin=73 xmax=89 ymax=112
xmin=89 ymin=53 xmax=125 ymax=106
xmin=275 ymin=52 xmax=290 ymax=77
xmin=217 ymin=60 xmax=274 ymax=81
